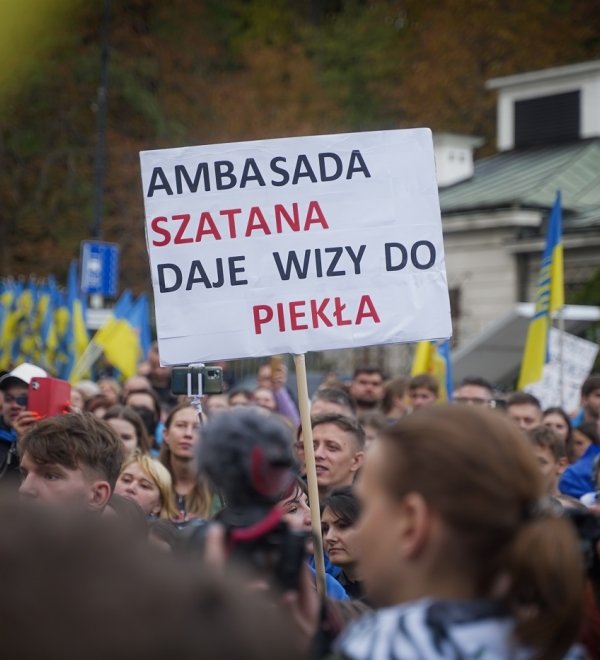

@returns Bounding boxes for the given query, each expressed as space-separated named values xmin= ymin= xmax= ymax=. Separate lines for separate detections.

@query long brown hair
xmin=159 ymin=403 xmax=212 ymax=519
xmin=379 ymin=404 xmax=583 ymax=660
xmin=104 ymin=405 xmax=151 ymax=454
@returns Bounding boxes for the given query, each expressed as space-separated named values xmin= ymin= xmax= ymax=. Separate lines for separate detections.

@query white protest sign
xmin=140 ymin=129 xmax=452 ymax=365
xmin=525 ymin=328 xmax=599 ymax=414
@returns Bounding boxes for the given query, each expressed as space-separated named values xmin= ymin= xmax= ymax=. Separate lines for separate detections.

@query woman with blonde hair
xmin=114 ymin=453 xmax=178 ymax=519
xmin=335 ymin=404 xmax=584 ymax=659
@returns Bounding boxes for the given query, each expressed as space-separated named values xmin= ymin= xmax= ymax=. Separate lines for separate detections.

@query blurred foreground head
xmin=0 ymin=497 xmax=304 ymax=660
xmin=357 ymin=404 xmax=584 ymax=658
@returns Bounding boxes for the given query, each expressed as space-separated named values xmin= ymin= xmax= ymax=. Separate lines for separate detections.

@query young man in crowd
xmin=575 ymin=374 xmax=600 ymax=428
xmin=348 ymin=367 xmax=385 ymax=415
xmin=507 ymin=392 xmax=543 ymax=432
xmin=0 ymin=363 xmax=47 ymax=480
xmin=408 ymin=374 xmax=439 ymax=411
xmin=18 ymin=412 xmax=124 ymax=511
xmin=295 ymin=413 xmax=365 ymax=497
xmin=452 ymin=376 xmax=495 ymax=408
xmin=527 ymin=426 xmax=567 ymax=497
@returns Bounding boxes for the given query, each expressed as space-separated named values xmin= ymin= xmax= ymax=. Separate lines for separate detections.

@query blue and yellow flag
xmin=517 ymin=192 xmax=564 ymax=389
xmin=92 ymin=290 xmax=141 ymax=379
xmin=411 ymin=339 xmax=453 ymax=401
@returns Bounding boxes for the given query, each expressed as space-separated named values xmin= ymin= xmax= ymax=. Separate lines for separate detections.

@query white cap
xmin=0 ymin=363 xmax=48 ymax=390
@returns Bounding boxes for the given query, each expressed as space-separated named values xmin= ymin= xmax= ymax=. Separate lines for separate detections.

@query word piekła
xmin=253 ymin=295 xmax=380 ymax=334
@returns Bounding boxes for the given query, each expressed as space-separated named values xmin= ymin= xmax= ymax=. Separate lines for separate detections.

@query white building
xmin=438 ymin=60 xmax=600 ymax=356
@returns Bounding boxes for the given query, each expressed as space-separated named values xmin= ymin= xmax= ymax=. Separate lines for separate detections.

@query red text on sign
xmin=252 ymin=295 xmax=380 ymax=334
xmin=151 ymin=201 xmax=329 ymax=246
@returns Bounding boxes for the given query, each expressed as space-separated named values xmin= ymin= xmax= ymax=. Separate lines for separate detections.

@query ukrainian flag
xmin=92 ymin=290 xmax=142 ymax=379
xmin=0 ymin=280 xmax=18 ymax=370
xmin=411 ymin=339 xmax=453 ymax=401
xmin=517 ymin=192 xmax=564 ymax=389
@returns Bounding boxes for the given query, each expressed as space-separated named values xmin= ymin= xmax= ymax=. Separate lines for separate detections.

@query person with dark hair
xmin=408 ymin=373 xmax=439 ymax=411
xmin=560 ymin=421 xmax=600 ymax=499
xmin=104 ymin=404 xmax=151 ymax=457
xmin=543 ymin=406 xmax=574 ymax=458
xmin=123 ymin=388 xmax=162 ymax=443
xmin=527 ymin=426 xmax=567 ymax=497
xmin=575 ymin=422 xmax=600 ymax=457
xmin=334 ymin=405 xmax=584 ymax=659
xmin=380 ymin=377 xmax=407 ymax=421
xmin=295 ymin=413 xmax=365 ymax=496
xmin=506 ymin=391 xmax=542 ymax=431
xmin=311 ymin=388 xmax=357 ymax=418
xmin=227 ymin=388 xmax=254 ymax=407
xmin=278 ymin=477 xmax=349 ymax=600
xmin=18 ymin=412 xmax=124 ymax=511
xmin=159 ymin=403 xmax=212 ymax=521
xmin=348 ymin=368 xmax=385 ymax=415
xmin=321 ymin=486 xmax=364 ymax=601
xmin=577 ymin=374 xmax=600 ymax=426
xmin=452 ymin=376 xmax=495 ymax=407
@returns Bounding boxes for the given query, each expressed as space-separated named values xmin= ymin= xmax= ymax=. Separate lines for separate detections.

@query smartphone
xmin=171 ymin=366 xmax=224 ymax=395
xmin=28 ymin=377 xmax=72 ymax=419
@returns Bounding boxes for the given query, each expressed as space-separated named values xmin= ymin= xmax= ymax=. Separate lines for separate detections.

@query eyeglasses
xmin=453 ymin=396 xmax=495 ymax=408
xmin=4 ymin=394 xmax=28 ymax=407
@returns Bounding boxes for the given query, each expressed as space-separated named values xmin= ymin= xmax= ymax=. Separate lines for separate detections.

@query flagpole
xmin=558 ymin=308 xmax=565 ymax=408
xmin=293 ymin=353 xmax=326 ymax=598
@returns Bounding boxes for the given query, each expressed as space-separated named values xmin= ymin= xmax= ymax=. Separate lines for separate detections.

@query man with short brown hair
xmin=296 ymin=413 xmax=365 ymax=496
xmin=19 ymin=412 xmax=124 ymax=511
xmin=348 ymin=368 xmax=385 ymax=415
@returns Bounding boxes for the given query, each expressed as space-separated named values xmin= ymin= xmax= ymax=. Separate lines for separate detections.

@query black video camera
xmin=183 ymin=508 xmax=307 ymax=592
xmin=187 ymin=409 xmax=307 ymax=591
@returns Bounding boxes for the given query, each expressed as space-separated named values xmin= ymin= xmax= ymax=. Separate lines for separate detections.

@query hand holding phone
xmin=28 ymin=377 xmax=72 ymax=420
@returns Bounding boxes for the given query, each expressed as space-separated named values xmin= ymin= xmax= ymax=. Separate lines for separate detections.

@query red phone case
xmin=28 ymin=377 xmax=72 ymax=419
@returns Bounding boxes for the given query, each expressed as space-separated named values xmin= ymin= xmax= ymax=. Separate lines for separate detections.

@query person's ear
xmin=151 ymin=501 xmax=161 ymax=516
xmin=350 ymin=451 xmax=364 ymax=473
xmin=395 ymin=492 xmax=432 ymax=560
xmin=88 ymin=481 xmax=112 ymax=511
xmin=557 ymin=457 xmax=568 ymax=476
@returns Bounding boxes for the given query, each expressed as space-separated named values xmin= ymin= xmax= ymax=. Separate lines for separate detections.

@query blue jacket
xmin=308 ymin=565 xmax=348 ymax=600
xmin=559 ymin=444 xmax=600 ymax=498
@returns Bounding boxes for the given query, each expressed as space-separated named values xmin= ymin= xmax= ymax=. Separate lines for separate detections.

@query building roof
xmin=439 ymin=139 xmax=600 ymax=230
xmin=486 ymin=59 xmax=600 ymax=90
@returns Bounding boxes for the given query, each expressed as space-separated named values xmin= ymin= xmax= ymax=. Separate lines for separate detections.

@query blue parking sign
xmin=80 ymin=241 xmax=119 ymax=297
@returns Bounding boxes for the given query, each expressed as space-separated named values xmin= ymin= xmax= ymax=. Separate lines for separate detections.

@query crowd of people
xmin=1 ymin=343 xmax=600 ymax=659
